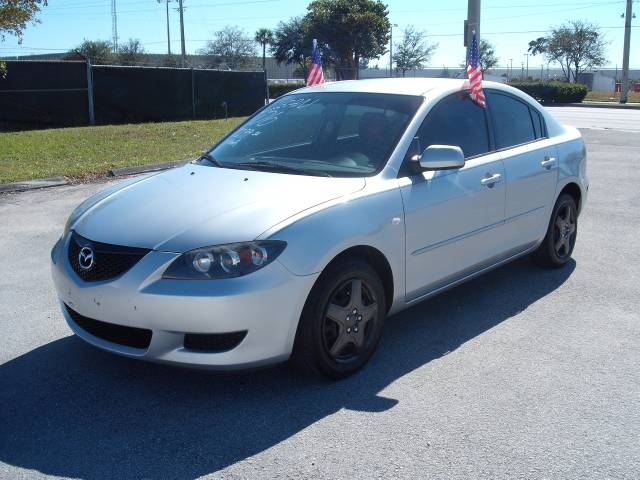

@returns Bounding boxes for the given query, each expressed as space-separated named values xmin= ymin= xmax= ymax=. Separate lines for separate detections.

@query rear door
xmin=399 ymin=92 xmax=506 ymax=301
xmin=486 ymin=91 xmax=559 ymax=251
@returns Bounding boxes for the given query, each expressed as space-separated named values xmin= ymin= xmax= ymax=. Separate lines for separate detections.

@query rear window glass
xmin=487 ymin=92 xmax=536 ymax=149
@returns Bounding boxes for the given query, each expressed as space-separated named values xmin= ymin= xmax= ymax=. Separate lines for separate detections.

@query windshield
xmin=201 ymin=92 xmax=423 ymax=177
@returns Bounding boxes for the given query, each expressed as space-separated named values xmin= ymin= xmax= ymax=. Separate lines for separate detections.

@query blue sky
xmin=0 ymin=0 xmax=637 ymax=69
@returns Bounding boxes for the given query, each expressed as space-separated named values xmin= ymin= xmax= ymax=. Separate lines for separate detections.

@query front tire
xmin=291 ymin=259 xmax=386 ymax=379
xmin=532 ymin=193 xmax=578 ymax=268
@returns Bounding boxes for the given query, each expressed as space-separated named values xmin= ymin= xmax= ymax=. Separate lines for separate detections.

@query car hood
xmin=72 ymin=164 xmax=366 ymax=252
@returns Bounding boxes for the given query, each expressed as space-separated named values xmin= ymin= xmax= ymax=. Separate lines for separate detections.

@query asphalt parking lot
xmin=1 ymin=109 xmax=639 ymax=479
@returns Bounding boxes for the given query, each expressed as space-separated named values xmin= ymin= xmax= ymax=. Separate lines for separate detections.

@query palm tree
xmin=254 ymin=28 xmax=274 ymax=71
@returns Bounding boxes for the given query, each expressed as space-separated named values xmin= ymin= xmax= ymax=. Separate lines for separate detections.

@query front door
xmin=399 ymin=92 xmax=507 ymax=301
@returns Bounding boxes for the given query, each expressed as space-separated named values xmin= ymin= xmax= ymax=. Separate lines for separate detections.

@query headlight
xmin=162 ymin=241 xmax=286 ymax=280
xmin=51 ymin=236 xmax=63 ymax=264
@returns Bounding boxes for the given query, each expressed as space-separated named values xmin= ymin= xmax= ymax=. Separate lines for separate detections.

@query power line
xmin=2 ymin=25 xmax=636 ymax=53
xmin=396 ymin=2 xmax=626 ymax=27
xmin=393 ymin=0 xmax=623 ymax=13
xmin=42 ymin=0 xmax=283 ymax=13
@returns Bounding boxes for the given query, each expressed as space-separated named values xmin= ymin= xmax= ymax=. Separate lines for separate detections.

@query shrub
xmin=269 ymin=82 xmax=305 ymax=98
xmin=509 ymin=82 xmax=588 ymax=104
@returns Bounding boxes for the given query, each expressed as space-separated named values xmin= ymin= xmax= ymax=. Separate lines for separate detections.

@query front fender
xmin=260 ymin=183 xmax=406 ymax=311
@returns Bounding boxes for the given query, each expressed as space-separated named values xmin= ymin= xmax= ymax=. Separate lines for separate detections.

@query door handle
xmin=480 ymin=173 xmax=502 ymax=188
xmin=541 ymin=156 xmax=557 ymax=170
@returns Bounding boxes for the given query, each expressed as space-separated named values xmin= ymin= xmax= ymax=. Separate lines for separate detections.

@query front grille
xmin=184 ymin=331 xmax=247 ymax=353
xmin=65 ymin=304 xmax=152 ymax=350
xmin=68 ymin=231 xmax=150 ymax=282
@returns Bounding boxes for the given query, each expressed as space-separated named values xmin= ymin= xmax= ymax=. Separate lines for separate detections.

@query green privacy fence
xmin=0 ymin=60 xmax=266 ymax=129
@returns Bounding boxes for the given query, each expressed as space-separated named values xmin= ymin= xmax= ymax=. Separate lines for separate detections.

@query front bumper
xmin=51 ymin=233 xmax=318 ymax=369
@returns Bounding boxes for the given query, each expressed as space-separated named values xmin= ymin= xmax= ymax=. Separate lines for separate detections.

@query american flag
xmin=306 ymin=39 xmax=325 ymax=87
xmin=466 ymin=31 xmax=486 ymax=107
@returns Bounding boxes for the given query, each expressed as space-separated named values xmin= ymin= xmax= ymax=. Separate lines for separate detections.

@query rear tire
xmin=532 ymin=193 xmax=578 ymax=269
xmin=290 ymin=259 xmax=386 ymax=379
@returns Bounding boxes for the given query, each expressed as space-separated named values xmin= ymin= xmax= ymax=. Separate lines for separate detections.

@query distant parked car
xmin=51 ymin=78 xmax=588 ymax=378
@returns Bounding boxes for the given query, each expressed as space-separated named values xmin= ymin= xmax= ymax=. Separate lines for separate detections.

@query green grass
xmin=0 ymin=118 xmax=244 ymax=184
xmin=585 ymin=91 xmax=640 ymax=103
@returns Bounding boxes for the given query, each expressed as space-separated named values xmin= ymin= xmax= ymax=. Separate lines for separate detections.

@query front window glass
xmin=404 ymin=92 xmax=491 ymax=166
xmin=202 ymin=92 xmax=423 ymax=177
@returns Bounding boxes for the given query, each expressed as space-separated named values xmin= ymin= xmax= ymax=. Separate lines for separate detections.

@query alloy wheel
xmin=321 ymin=278 xmax=379 ymax=363
xmin=553 ymin=202 xmax=576 ymax=258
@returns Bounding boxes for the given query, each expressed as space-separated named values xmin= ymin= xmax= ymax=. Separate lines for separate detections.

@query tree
xmin=305 ymin=0 xmax=390 ymax=80
xmin=117 ymin=38 xmax=146 ymax=66
xmin=528 ymin=20 xmax=606 ymax=83
xmin=65 ymin=40 xmax=114 ymax=65
xmin=198 ymin=25 xmax=257 ymax=70
xmin=271 ymin=17 xmax=312 ymax=72
xmin=394 ymin=25 xmax=437 ymax=77
xmin=254 ymin=28 xmax=274 ymax=71
xmin=0 ymin=0 xmax=46 ymax=42
xmin=479 ymin=40 xmax=498 ymax=72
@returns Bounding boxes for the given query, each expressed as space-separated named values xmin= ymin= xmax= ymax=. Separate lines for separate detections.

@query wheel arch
xmin=558 ymin=181 xmax=583 ymax=213
xmin=314 ymin=245 xmax=394 ymax=314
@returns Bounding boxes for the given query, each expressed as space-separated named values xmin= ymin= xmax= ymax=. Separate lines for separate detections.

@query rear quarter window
xmin=530 ymin=107 xmax=546 ymax=139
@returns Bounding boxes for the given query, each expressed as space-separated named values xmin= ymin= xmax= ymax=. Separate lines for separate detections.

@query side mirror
xmin=418 ymin=145 xmax=465 ymax=170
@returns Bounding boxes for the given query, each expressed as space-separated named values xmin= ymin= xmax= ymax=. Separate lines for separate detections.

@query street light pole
xmin=389 ymin=23 xmax=397 ymax=77
xmin=620 ymin=0 xmax=633 ymax=103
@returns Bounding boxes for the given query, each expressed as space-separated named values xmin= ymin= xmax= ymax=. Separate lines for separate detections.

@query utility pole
xmin=178 ymin=0 xmax=186 ymax=67
xmin=509 ymin=58 xmax=513 ymax=81
xmin=620 ymin=0 xmax=633 ymax=103
xmin=465 ymin=0 xmax=481 ymax=61
xmin=389 ymin=23 xmax=397 ymax=77
xmin=166 ymin=0 xmax=171 ymax=55
xmin=524 ymin=53 xmax=529 ymax=79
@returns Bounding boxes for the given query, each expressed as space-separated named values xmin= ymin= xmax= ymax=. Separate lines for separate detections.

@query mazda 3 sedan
xmin=51 ymin=78 xmax=588 ymax=378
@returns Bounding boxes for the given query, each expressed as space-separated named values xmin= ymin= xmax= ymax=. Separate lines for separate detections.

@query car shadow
xmin=0 ymin=258 xmax=575 ymax=479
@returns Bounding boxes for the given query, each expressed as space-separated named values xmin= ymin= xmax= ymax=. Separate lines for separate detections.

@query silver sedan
xmin=51 ymin=78 xmax=588 ymax=378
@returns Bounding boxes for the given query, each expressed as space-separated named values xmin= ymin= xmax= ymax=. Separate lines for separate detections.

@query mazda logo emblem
xmin=78 ymin=246 xmax=95 ymax=270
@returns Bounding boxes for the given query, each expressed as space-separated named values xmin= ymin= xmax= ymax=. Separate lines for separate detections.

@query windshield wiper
xmin=198 ymin=152 xmax=223 ymax=168
xmin=233 ymin=161 xmax=332 ymax=177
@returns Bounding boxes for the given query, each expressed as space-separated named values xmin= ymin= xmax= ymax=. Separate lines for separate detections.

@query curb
xmin=0 ymin=176 xmax=67 ymax=194
xmin=548 ymin=102 xmax=640 ymax=110
xmin=0 ymin=159 xmax=193 ymax=194
xmin=108 ymin=159 xmax=190 ymax=177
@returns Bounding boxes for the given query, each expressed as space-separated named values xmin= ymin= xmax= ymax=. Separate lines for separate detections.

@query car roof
xmin=289 ymin=77 xmax=528 ymax=103
xmin=287 ymin=77 xmax=564 ymax=137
